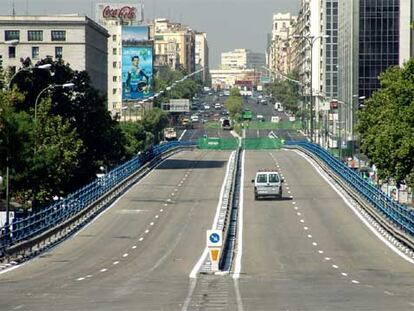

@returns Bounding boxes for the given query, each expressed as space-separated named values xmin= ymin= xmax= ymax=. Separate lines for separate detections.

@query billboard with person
xmin=122 ymin=46 xmax=153 ymax=100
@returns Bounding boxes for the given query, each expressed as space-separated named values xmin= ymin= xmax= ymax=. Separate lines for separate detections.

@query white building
xmin=210 ymin=68 xmax=255 ymax=90
xmin=221 ymin=48 xmax=265 ymax=70
xmin=95 ymin=3 xmax=144 ymax=118
xmin=195 ymin=32 xmax=209 ymax=83
xmin=0 ymin=15 xmax=109 ymax=94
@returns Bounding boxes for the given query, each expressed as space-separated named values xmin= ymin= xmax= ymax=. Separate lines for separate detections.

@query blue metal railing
xmin=0 ymin=141 xmax=195 ymax=252
xmin=285 ymin=141 xmax=414 ymax=238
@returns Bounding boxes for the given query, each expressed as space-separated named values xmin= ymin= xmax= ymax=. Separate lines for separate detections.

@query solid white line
xmin=189 ymin=247 xmax=208 ymax=279
xmin=122 ymin=253 xmax=128 ymax=258
xmin=100 ymin=268 xmax=107 ymax=272
xmin=293 ymin=150 xmax=414 ymax=265
xmin=139 ymin=237 xmax=144 ymax=241
xmin=178 ymin=129 xmax=187 ymax=141
xmin=76 ymin=277 xmax=85 ymax=281
xmin=233 ymin=277 xmax=245 ymax=311
xmin=113 ymin=261 xmax=119 ymax=265
xmin=233 ymin=150 xmax=245 ymax=279
xmin=181 ymin=278 xmax=197 ymax=311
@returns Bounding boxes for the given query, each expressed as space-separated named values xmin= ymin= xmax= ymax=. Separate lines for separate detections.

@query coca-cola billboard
xmin=97 ymin=3 xmax=142 ymax=22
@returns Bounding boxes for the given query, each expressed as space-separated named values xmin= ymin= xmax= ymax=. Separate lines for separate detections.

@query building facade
xmin=210 ymin=68 xmax=256 ymax=90
xmin=338 ymin=0 xmax=413 ymax=152
xmin=195 ymin=32 xmax=210 ymax=83
xmin=268 ymin=13 xmax=296 ymax=75
xmin=0 ymin=15 xmax=109 ymax=94
xmin=221 ymin=48 xmax=265 ymax=70
xmin=151 ymin=18 xmax=196 ymax=74
xmin=95 ymin=3 xmax=144 ymax=118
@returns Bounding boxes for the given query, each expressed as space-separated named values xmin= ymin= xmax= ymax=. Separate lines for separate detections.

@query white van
xmin=252 ymin=169 xmax=284 ymax=200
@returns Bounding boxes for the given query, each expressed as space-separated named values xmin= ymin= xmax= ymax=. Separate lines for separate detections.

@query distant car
xmin=257 ymin=114 xmax=265 ymax=122
xmin=191 ymin=115 xmax=199 ymax=122
xmin=204 ymin=104 xmax=210 ymax=110
xmin=252 ymin=169 xmax=284 ymax=200
xmin=214 ymin=103 xmax=221 ymax=109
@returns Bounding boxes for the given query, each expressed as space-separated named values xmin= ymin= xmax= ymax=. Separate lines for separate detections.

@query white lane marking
xmin=76 ymin=277 xmax=85 ymax=281
xmin=150 ymin=222 xmax=154 ymax=226
xmin=332 ymin=265 xmax=339 ymax=269
xmin=178 ymin=129 xmax=187 ymax=141
xmin=294 ymin=206 xmax=299 ymax=210
xmin=325 ymin=257 xmax=331 ymax=261
xmin=304 ymin=226 xmax=309 ymax=231
xmin=289 ymin=195 xmax=293 ymax=198
xmin=139 ymin=237 xmax=144 ymax=241
xmin=100 ymin=268 xmax=107 ymax=272
xmin=288 ymin=191 xmax=291 ymax=194
xmin=86 ymin=275 xmax=93 ymax=278
xmin=132 ymin=245 xmax=137 ymax=249
xmin=312 ymin=242 xmax=318 ymax=246
xmin=171 ymin=193 xmax=175 ymax=196
xmin=286 ymin=187 xmax=290 ymax=190
xmin=233 ymin=150 xmax=245 ymax=279
xmin=318 ymin=250 xmax=324 ymax=254
xmin=297 ymin=212 xmax=302 ymax=216
xmin=307 ymin=234 xmax=313 ymax=238
xmin=123 ymin=253 xmax=128 ymax=258
xmin=175 ymin=188 xmax=178 ymax=192
xmin=155 ymin=215 xmax=159 ymax=219
xmin=234 ymin=277 xmax=245 ymax=311
xmin=294 ymin=150 xmax=414 ymax=265
xmin=167 ymin=199 xmax=172 ymax=202
xmin=113 ymin=261 xmax=119 ymax=265
xmin=12 ymin=305 xmax=24 ymax=310
xmin=341 ymin=272 xmax=348 ymax=277
xmin=351 ymin=280 xmax=360 ymax=284
xmin=189 ymin=151 xmax=236 ymax=279
xmin=292 ymin=202 xmax=296 ymax=205
xmin=300 ymin=219 xmax=305 ymax=223
xmin=181 ymin=279 xmax=197 ymax=311
xmin=160 ymin=209 xmax=164 ymax=212
xmin=144 ymin=229 xmax=149 ymax=234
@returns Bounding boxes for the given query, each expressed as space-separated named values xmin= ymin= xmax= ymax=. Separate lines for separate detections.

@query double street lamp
xmin=292 ymin=34 xmax=329 ymax=143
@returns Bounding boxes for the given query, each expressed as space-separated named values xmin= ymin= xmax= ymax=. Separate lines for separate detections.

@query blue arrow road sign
xmin=209 ymin=233 xmax=220 ymax=244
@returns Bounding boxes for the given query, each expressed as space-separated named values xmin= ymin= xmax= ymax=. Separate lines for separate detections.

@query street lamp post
xmin=292 ymin=34 xmax=329 ymax=143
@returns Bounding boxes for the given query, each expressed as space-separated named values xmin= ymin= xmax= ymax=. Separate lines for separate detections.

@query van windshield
xmin=269 ymin=174 xmax=279 ymax=183
xmin=256 ymin=174 xmax=267 ymax=183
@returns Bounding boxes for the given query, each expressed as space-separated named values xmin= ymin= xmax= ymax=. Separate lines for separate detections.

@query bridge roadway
xmin=0 ymin=150 xmax=233 ymax=311
xmin=0 ymin=149 xmax=413 ymax=310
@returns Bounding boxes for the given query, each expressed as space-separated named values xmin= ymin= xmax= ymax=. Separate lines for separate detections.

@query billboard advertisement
xmin=122 ymin=26 xmax=149 ymax=43
xmin=122 ymin=46 xmax=153 ymax=100
xmin=96 ymin=3 xmax=143 ymax=24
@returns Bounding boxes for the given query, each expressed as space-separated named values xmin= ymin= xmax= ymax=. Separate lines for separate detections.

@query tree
xmin=265 ymin=70 xmax=301 ymax=113
xmin=224 ymin=93 xmax=243 ymax=120
xmin=28 ymin=98 xmax=84 ymax=205
xmin=357 ymin=59 xmax=414 ymax=188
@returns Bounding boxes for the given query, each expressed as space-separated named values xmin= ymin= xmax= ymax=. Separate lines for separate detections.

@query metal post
xmin=309 ymin=40 xmax=314 ymax=143
xmin=5 ymin=158 xmax=10 ymax=233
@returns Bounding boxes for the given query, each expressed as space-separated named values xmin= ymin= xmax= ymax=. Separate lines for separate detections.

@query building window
xmin=113 ymin=48 xmax=117 ymax=55
xmin=113 ymin=76 xmax=117 ymax=82
xmin=5 ymin=30 xmax=19 ymax=41
xmin=112 ymin=34 xmax=117 ymax=41
xmin=112 ymin=88 xmax=117 ymax=95
xmin=113 ymin=61 xmax=117 ymax=68
xmin=32 ymin=47 xmax=39 ymax=59
xmin=8 ymin=46 xmax=16 ymax=58
xmin=55 ymin=46 xmax=63 ymax=59
xmin=28 ymin=30 xmax=43 ymax=41
xmin=51 ymin=30 xmax=66 ymax=41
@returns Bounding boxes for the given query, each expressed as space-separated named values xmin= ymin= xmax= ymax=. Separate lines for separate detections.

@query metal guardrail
xmin=0 ymin=141 xmax=195 ymax=257
xmin=285 ymin=141 xmax=414 ymax=245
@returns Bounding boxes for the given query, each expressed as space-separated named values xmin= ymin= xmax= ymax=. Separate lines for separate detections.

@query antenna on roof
xmin=12 ymin=0 xmax=16 ymax=16
xmin=26 ymin=0 xmax=28 ymax=15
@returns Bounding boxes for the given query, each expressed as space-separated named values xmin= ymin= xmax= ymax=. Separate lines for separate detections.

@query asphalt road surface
xmin=240 ymin=150 xmax=414 ymax=310
xmin=0 ymin=150 xmax=233 ymax=311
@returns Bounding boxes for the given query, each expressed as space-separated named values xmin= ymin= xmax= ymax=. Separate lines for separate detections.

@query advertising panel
xmin=122 ymin=46 xmax=153 ymax=100
xmin=122 ymin=26 xmax=149 ymax=43
xmin=169 ymin=99 xmax=190 ymax=112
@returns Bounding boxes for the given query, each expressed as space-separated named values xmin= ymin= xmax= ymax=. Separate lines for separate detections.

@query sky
xmin=1 ymin=0 xmax=300 ymax=68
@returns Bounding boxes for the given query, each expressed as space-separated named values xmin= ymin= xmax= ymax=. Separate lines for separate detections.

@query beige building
xmin=221 ymin=48 xmax=265 ymax=70
xmin=0 ymin=15 xmax=109 ymax=94
xmin=150 ymin=18 xmax=195 ymax=73
xmin=268 ymin=13 xmax=296 ymax=75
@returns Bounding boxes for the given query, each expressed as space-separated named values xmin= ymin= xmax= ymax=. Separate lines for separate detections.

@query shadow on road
xmin=158 ymin=159 xmax=226 ymax=170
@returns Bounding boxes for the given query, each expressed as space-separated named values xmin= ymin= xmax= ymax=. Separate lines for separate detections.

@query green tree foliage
xmin=357 ymin=59 xmax=414 ymax=188
xmin=224 ymin=89 xmax=243 ymax=120
xmin=265 ymin=70 xmax=301 ymax=113
xmin=29 ymin=98 xmax=84 ymax=204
